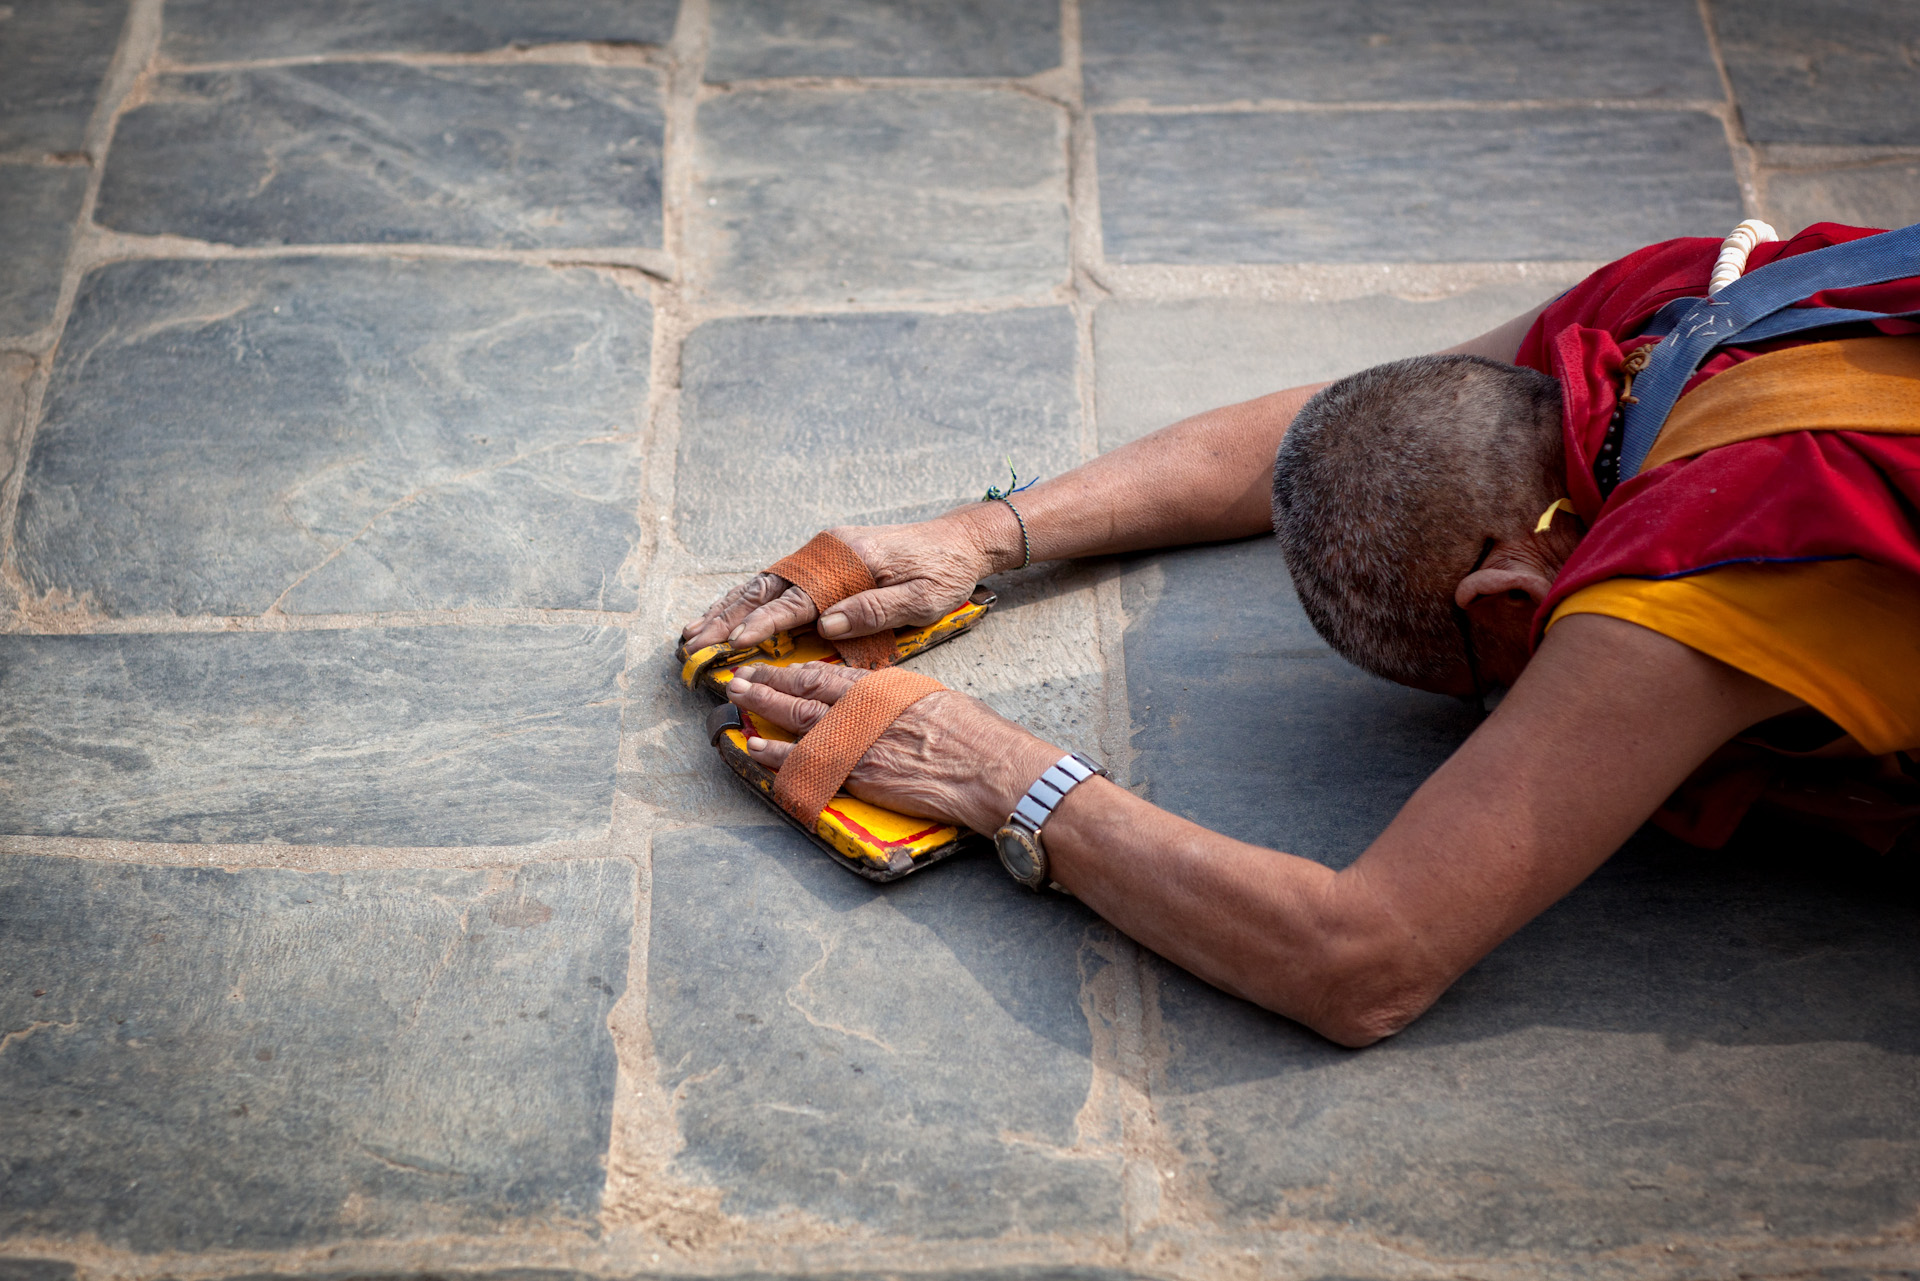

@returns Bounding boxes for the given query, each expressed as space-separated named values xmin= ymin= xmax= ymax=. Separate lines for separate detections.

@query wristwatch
xmin=994 ymin=752 xmax=1108 ymax=890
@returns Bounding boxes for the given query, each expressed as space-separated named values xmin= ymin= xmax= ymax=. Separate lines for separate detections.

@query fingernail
xmin=728 ymin=677 xmax=754 ymax=698
xmin=747 ymin=736 xmax=767 ymax=750
xmin=727 ymin=624 xmax=745 ymax=643
xmin=818 ymin=613 xmax=847 ymax=638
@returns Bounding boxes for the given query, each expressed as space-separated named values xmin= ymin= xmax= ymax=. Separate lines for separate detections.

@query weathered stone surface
xmin=706 ymin=0 xmax=1060 ymax=80
xmin=1124 ymin=537 xmax=1920 ymax=1254
xmin=675 ymin=309 xmax=1079 ymax=563
xmin=0 ymin=0 xmax=123 ymax=155
xmin=1121 ymin=537 xmax=1475 ymax=861
xmin=648 ymin=825 xmax=1122 ymax=1237
xmin=1716 ymin=0 xmax=1920 ymax=146
xmin=1098 ymin=108 xmax=1743 ymax=264
xmin=0 ymin=1261 xmax=76 ymax=1281
xmin=96 ymin=64 xmax=663 ymax=249
xmin=0 ymin=856 xmax=631 ymax=1250
xmin=0 ymin=165 xmax=85 ymax=337
xmin=0 ymin=626 xmax=624 ymax=845
xmin=0 ymin=354 xmax=36 ymax=514
xmin=692 ymin=88 xmax=1067 ymax=305
xmin=13 ymin=257 xmax=649 ymax=617
xmin=160 ymin=0 xmax=680 ymax=61
xmin=1095 ymin=286 xmax=1560 ymax=449
xmin=1767 ymin=159 xmax=1920 ymax=235
xmin=1151 ymin=836 xmax=1920 ymax=1252
xmin=1082 ymin=0 xmax=1721 ymax=106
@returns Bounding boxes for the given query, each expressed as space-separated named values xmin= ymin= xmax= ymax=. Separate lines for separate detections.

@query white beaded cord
xmin=1708 ymin=218 xmax=1780 ymax=295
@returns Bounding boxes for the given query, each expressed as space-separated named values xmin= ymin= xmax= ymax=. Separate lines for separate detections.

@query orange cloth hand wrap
xmin=772 ymin=668 xmax=945 ymax=830
xmin=767 ymin=531 xmax=896 ymax=670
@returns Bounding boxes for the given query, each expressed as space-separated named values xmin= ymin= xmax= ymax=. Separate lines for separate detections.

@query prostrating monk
xmin=680 ymin=221 xmax=1920 ymax=1047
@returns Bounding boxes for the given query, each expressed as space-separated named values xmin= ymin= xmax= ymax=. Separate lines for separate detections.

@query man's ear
xmin=1454 ymin=550 xmax=1554 ymax=612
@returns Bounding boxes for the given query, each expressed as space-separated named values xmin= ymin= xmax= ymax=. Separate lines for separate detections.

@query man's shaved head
xmin=1271 ymin=354 xmax=1563 ymax=691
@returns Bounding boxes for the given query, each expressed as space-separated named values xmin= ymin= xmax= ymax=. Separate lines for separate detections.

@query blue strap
xmin=1616 ymin=222 xmax=1920 ymax=480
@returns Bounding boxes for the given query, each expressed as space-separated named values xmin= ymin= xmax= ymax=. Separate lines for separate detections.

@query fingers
xmin=818 ymin=581 xmax=949 ymax=639
xmin=726 ymin=584 xmax=819 ymax=649
xmin=742 ymin=660 xmax=865 ymax=704
xmin=726 ymin=661 xmax=861 ymax=735
xmin=745 ymin=736 xmax=794 ymax=769
xmin=681 ymin=573 xmax=796 ymax=650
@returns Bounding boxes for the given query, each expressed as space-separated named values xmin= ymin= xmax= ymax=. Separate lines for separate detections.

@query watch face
xmin=995 ymin=827 xmax=1043 ymax=885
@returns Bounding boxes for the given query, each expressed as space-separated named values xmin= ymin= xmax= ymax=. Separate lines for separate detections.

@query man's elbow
xmin=1257 ymin=923 xmax=1449 ymax=1049
xmin=1308 ymin=982 xmax=1435 ymax=1048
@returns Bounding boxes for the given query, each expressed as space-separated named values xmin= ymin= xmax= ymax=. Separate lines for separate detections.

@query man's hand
xmin=680 ymin=506 xmax=1020 ymax=654
xmin=724 ymin=661 xmax=1062 ymax=836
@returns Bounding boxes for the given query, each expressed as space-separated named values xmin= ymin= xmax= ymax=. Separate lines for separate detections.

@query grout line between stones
xmin=1695 ymin=0 xmax=1767 ymax=222
xmin=0 ymin=831 xmax=626 ymax=873
xmin=3 ymin=607 xmax=641 ymax=636
xmin=1090 ymin=95 xmax=1733 ymax=116
xmin=1057 ymin=0 xmax=1168 ymax=1258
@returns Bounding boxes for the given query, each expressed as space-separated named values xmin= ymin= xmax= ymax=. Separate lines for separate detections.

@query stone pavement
xmin=2 ymin=1 xmax=1918 ymax=1278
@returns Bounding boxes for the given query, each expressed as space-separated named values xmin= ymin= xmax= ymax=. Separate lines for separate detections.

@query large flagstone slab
xmin=13 ymin=257 xmax=649 ymax=617
xmin=1096 ymin=109 xmax=1743 ymax=264
xmin=0 ymin=626 xmax=624 ymax=846
xmin=159 ymin=0 xmax=680 ymax=61
xmin=96 ymin=64 xmax=664 ymax=250
xmin=0 ymin=856 xmax=632 ymax=1250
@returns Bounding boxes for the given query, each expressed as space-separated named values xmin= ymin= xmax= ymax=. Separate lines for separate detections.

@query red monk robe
xmin=1513 ymin=224 xmax=1920 ymax=852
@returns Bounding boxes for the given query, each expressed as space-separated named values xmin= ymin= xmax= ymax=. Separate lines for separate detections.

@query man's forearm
xmin=935 ymin=299 xmax=1552 ymax=573
xmin=942 ymin=383 xmax=1328 ymax=573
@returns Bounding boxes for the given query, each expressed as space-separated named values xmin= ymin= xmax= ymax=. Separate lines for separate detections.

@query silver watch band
xmin=1009 ymin=751 xmax=1106 ymax=834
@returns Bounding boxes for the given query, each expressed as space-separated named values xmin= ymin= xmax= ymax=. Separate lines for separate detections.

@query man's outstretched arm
xmin=683 ymin=303 xmax=1552 ymax=650
xmin=725 ymin=612 xmax=1799 ymax=1046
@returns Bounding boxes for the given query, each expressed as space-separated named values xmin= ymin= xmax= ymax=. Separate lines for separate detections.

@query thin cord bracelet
xmin=994 ymin=496 xmax=1032 ymax=570
xmin=981 ymin=461 xmax=1035 ymax=571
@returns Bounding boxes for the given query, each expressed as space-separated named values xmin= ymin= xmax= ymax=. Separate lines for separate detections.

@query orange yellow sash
xmin=1643 ymin=335 xmax=1920 ymax=473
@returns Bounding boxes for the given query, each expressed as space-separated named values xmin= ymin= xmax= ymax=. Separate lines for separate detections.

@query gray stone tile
xmin=0 ymin=856 xmax=631 ymax=1250
xmin=95 ymin=64 xmax=663 ymax=249
xmin=160 ymin=0 xmax=680 ymax=61
xmin=692 ymin=88 xmax=1067 ymax=306
xmin=0 ymin=354 xmax=37 ymax=515
xmin=1149 ymin=839 xmax=1920 ymax=1252
xmin=1715 ymin=0 xmax=1920 ymax=146
xmin=1123 ymin=539 xmax=1920 ymax=1254
xmin=0 ymin=1262 xmax=75 ymax=1281
xmin=1082 ymin=0 xmax=1720 ymax=106
xmin=0 ymin=626 xmax=624 ymax=845
xmin=1767 ymin=159 xmax=1920 ymax=235
xmin=13 ymin=257 xmax=650 ymax=617
xmin=1121 ymin=537 xmax=1476 ymax=862
xmin=0 ymin=0 xmax=124 ymax=155
xmin=0 ymin=165 xmax=84 ymax=337
xmin=706 ymin=0 xmax=1059 ymax=80
xmin=647 ymin=825 xmax=1123 ymax=1238
xmin=1097 ymin=108 xmax=1743 ymax=264
xmin=1095 ymin=286 xmax=1559 ymax=449
xmin=675 ymin=309 xmax=1079 ymax=563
